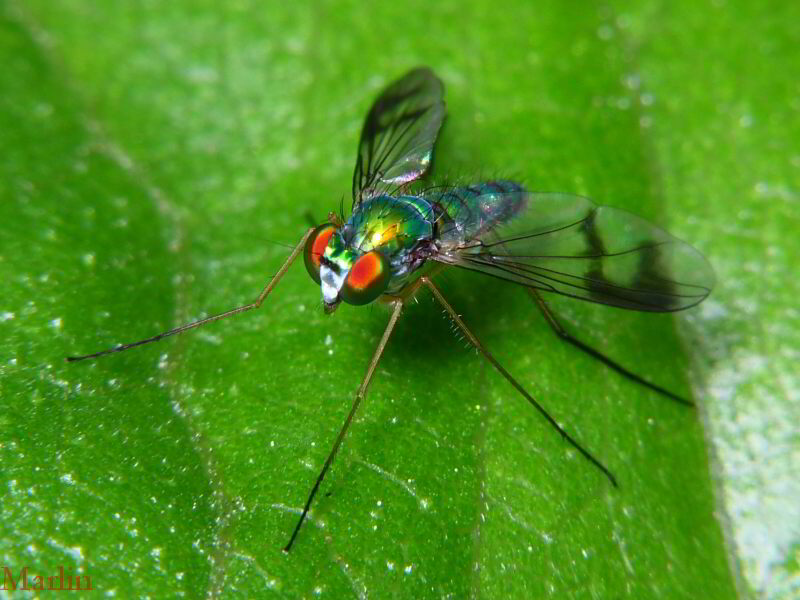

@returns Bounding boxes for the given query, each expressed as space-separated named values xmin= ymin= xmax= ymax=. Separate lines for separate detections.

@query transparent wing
xmin=434 ymin=193 xmax=715 ymax=312
xmin=352 ymin=67 xmax=445 ymax=207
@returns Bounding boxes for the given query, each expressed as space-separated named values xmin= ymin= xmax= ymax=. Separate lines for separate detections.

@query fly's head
xmin=303 ymin=221 xmax=392 ymax=314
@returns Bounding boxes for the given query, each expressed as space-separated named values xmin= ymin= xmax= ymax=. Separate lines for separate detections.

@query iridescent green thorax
xmin=324 ymin=194 xmax=435 ymax=294
xmin=343 ymin=195 xmax=434 ymax=254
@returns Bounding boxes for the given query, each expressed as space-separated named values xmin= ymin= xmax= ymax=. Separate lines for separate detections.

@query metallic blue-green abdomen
xmin=427 ymin=181 xmax=528 ymax=247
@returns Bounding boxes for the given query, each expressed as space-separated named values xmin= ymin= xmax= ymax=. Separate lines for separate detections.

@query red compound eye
xmin=340 ymin=251 xmax=391 ymax=305
xmin=303 ymin=224 xmax=336 ymax=284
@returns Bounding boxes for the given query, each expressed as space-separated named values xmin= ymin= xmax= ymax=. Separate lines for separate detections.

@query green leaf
xmin=2 ymin=1 xmax=794 ymax=598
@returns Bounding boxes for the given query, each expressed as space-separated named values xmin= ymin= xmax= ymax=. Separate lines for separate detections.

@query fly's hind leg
xmin=526 ymin=289 xmax=694 ymax=407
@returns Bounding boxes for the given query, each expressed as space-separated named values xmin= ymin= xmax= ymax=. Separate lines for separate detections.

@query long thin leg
xmin=283 ymin=300 xmax=404 ymax=552
xmin=66 ymin=227 xmax=315 ymax=362
xmin=422 ymin=277 xmax=617 ymax=487
xmin=526 ymin=289 xmax=693 ymax=407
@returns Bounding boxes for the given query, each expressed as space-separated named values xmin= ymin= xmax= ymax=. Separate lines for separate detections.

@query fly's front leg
xmin=421 ymin=277 xmax=617 ymax=487
xmin=526 ymin=289 xmax=693 ymax=407
xmin=67 ymin=228 xmax=315 ymax=362
xmin=283 ymin=300 xmax=404 ymax=552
